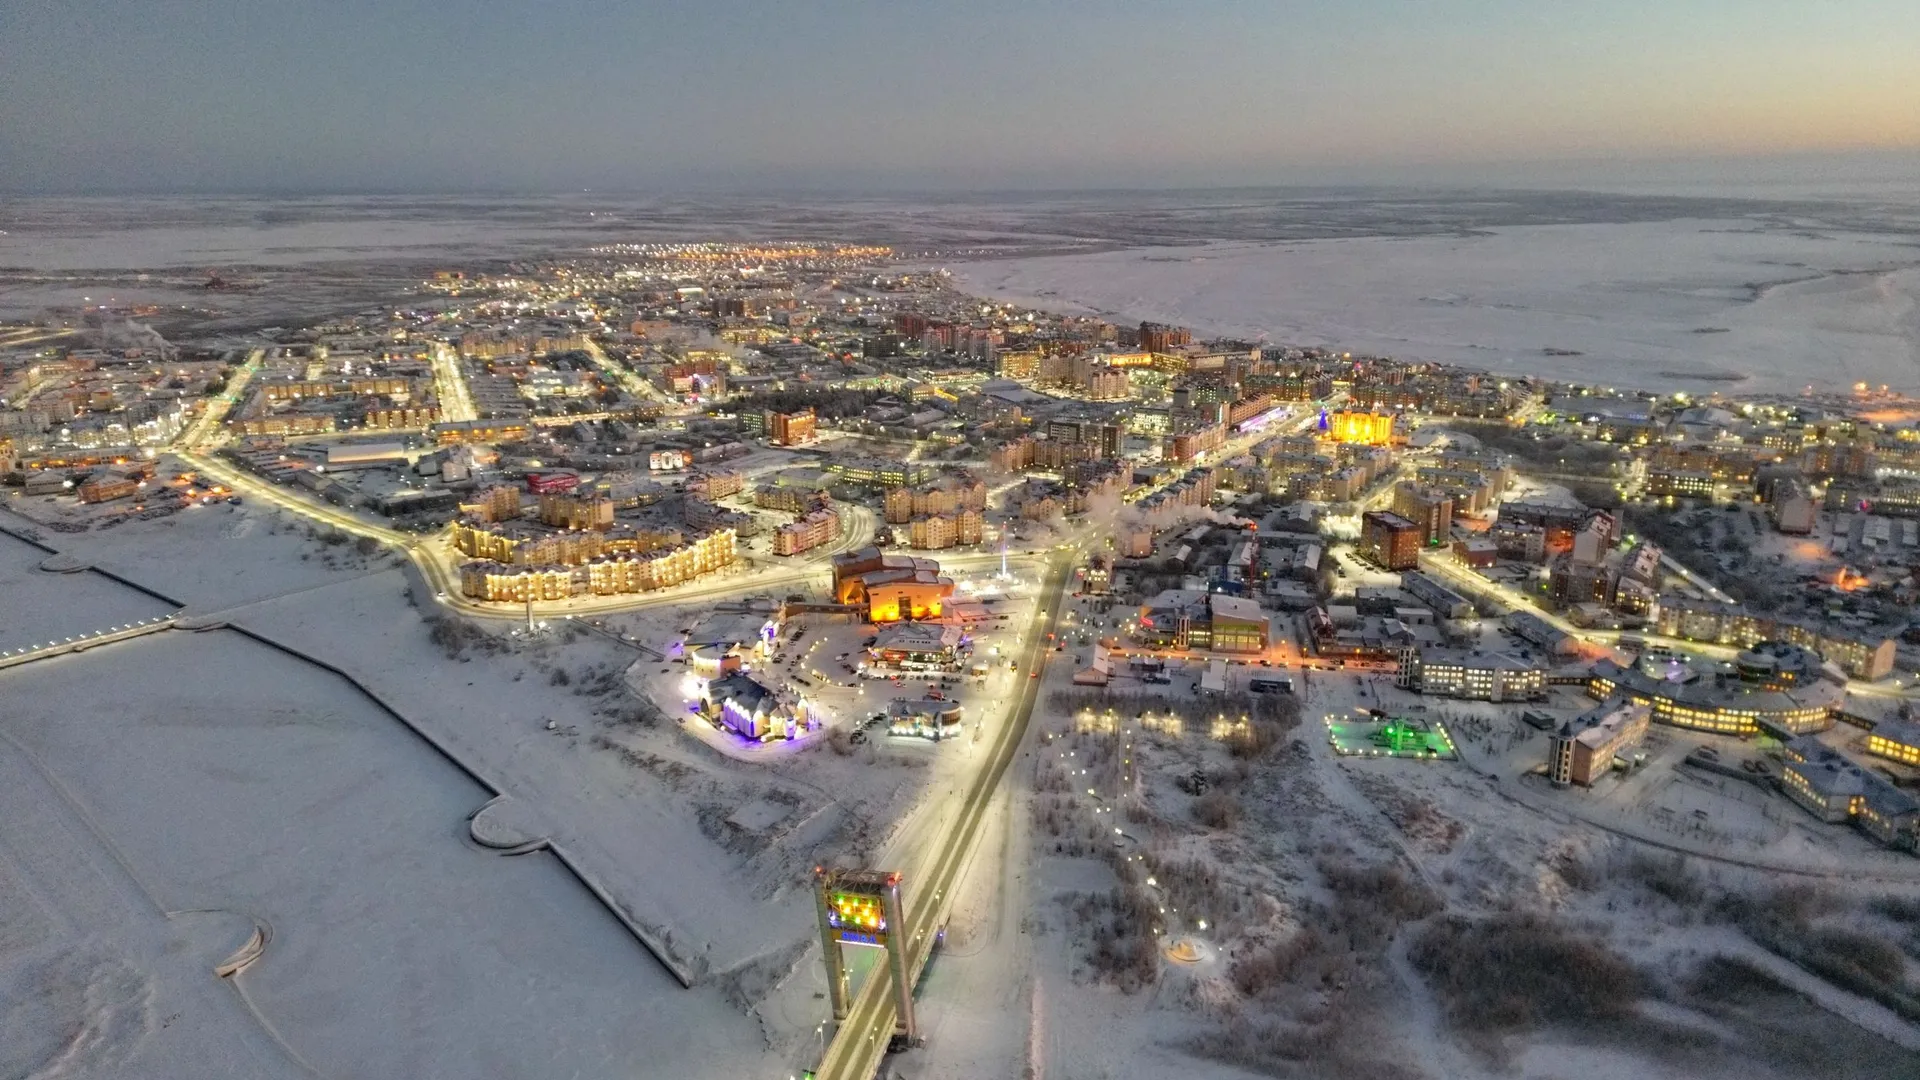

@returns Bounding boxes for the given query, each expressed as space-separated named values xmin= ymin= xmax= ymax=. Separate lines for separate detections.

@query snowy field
xmin=0 ymin=627 xmax=778 ymax=1080
xmin=956 ymin=218 xmax=1920 ymax=395
xmin=2 ymin=496 xmax=402 ymax=612
xmin=0 ymin=528 xmax=176 ymax=650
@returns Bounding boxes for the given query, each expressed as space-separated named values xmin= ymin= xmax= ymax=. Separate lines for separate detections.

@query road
xmin=581 ymin=338 xmax=674 ymax=407
xmin=173 ymin=439 xmax=948 ymax=622
xmin=177 ymin=347 xmax=264 ymax=446
xmin=429 ymin=341 xmax=478 ymax=423
xmin=812 ymin=552 xmax=1071 ymax=1080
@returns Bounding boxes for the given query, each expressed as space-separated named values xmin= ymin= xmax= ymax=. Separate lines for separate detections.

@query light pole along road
xmin=812 ymin=551 xmax=1072 ymax=1080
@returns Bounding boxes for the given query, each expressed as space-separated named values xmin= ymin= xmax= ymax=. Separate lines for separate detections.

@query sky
xmin=2 ymin=0 xmax=1918 ymax=194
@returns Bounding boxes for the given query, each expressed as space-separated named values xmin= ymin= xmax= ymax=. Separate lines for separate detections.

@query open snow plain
xmin=0 ymin=528 xmax=176 ymax=652
xmin=0 ymin=624 xmax=775 ymax=1079
xmin=956 ymin=216 xmax=1920 ymax=396
xmin=0 ymin=510 xmax=809 ymax=1078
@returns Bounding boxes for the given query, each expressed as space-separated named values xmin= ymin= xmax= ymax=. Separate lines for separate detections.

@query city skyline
xmin=3 ymin=0 xmax=1918 ymax=193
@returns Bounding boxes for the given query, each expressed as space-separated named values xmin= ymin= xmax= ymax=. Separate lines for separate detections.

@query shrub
xmin=1193 ymin=791 xmax=1241 ymax=830
xmin=1409 ymin=915 xmax=1643 ymax=1032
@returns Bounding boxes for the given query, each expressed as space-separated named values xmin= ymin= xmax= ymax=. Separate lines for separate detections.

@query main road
xmin=811 ymin=551 xmax=1072 ymax=1080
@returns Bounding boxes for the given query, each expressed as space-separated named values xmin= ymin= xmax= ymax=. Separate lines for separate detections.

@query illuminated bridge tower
xmin=814 ymin=867 xmax=917 ymax=1043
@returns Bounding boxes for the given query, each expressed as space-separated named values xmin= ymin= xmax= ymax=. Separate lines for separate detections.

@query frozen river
xmin=955 ymin=217 xmax=1920 ymax=396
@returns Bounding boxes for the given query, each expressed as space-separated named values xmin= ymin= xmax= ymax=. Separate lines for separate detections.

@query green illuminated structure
xmin=813 ymin=867 xmax=917 ymax=1043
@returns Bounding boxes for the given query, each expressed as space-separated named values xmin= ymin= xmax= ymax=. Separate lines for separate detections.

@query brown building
xmin=78 ymin=476 xmax=138 ymax=504
xmin=768 ymin=409 xmax=817 ymax=446
xmin=480 ymin=485 xmax=523 ymax=523
xmin=1359 ymin=511 xmax=1422 ymax=571
xmin=537 ymin=493 xmax=615 ymax=531
xmin=1391 ymin=483 xmax=1454 ymax=547
xmin=1139 ymin=322 xmax=1192 ymax=354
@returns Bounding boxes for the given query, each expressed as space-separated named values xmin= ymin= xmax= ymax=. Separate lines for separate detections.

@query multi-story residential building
xmin=1546 ymin=699 xmax=1652 ymax=787
xmin=1768 ymin=477 xmax=1816 ymax=534
xmin=685 ymin=469 xmax=745 ymax=501
xmin=1359 ymin=511 xmax=1421 ymax=571
xmin=457 ymin=528 xmax=737 ymax=601
xmin=774 ymin=507 xmax=840 ymax=556
xmin=1647 ymin=467 xmax=1714 ymax=499
xmin=907 ymin=509 xmax=984 ymax=550
xmin=537 ymin=493 xmax=615 ymax=531
xmin=1391 ymin=483 xmax=1454 ymax=547
xmin=1167 ymin=422 xmax=1226 ymax=464
xmin=755 ymin=486 xmax=832 ymax=515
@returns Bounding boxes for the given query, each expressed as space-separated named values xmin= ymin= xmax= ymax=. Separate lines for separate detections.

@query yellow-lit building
xmin=460 ymin=564 xmax=573 ymax=602
xmin=832 ymin=546 xmax=955 ymax=622
xmin=538 ymin=492 xmax=615 ymax=531
xmin=1585 ymin=643 xmax=1840 ymax=736
xmin=455 ymin=525 xmax=737 ymax=601
xmin=1328 ymin=410 xmax=1395 ymax=446
xmin=1780 ymin=737 xmax=1920 ymax=848
xmin=1866 ymin=719 xmax=1920 ymax=768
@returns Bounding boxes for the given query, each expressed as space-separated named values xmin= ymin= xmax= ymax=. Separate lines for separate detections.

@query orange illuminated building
xmin=1329 ymin=411 xmax=1395 ymax=446
xmin=768 ymin=408 xmax=817 ymax=446
xmin=831 ymin=546 xmax=955 ymax=622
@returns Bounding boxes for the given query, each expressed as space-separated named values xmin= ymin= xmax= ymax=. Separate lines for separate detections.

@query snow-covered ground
xmin=0 ymin=627 xmax=777 ymax=1080
xmin=3 ymin=496 xmax=399 ymax=612
xmin=0 ymin=528 xmax=177 ymax=650
xmin=891 ymin=652 xmax=1920 ymax=1080
xmin=955 ymin=219 xmax=1920 ymax=395
xmin=0 ymin=504 xmax=1043 ymax=1077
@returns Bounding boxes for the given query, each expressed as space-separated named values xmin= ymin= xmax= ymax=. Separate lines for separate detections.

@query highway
xmin=812 ymin=551 xmax=1072 ymax=1080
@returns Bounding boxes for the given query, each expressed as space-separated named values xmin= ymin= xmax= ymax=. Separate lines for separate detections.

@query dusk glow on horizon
xmin=3 ymin=0 xmax=1918 ymax=192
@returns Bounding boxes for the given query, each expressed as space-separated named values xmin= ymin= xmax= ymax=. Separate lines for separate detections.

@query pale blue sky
xmin=2 ymin=0 xmax=1916 ymax=192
